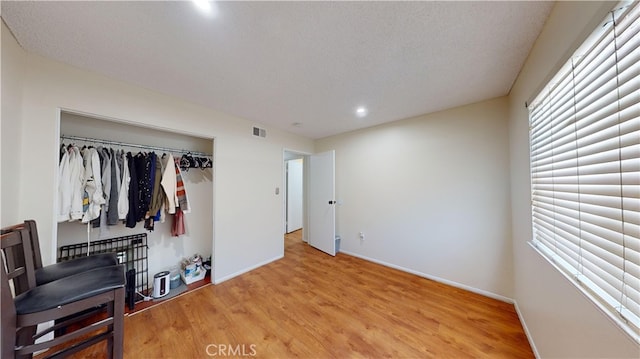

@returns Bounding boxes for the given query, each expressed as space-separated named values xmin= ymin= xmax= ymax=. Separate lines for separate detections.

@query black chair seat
xmin=35 ymin=252 xmax=118 ymax=285
xmin=15 ymin=264 xmax=125 ymax=314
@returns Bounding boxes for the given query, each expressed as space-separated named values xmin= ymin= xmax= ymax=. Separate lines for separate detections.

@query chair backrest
xmin=1 ymin=250 xmax=17 ymax=359
xmin=1 ymin=228 xmax=37 ymax=296
xmin=1 ymin=225 xmax=38 ymax=358
xmin=0 ymin=219 xmax=43 ymax=270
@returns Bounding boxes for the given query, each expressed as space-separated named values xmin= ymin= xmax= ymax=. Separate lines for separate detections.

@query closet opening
xmin=56 ymin=110 xmax=215 ymax=309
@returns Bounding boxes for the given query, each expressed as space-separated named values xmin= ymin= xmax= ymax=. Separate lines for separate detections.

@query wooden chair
xmin=2 ymin=220 xmax=122 ymax=340
xmin=1 ymin=228 xmax=125 ymax=359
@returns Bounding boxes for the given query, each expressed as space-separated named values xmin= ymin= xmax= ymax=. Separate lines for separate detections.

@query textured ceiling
xmin=1 ymin=1 xmax=554 ymax=139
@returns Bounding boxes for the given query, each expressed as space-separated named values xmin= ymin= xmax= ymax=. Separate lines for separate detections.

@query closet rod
xmin=60 ymin=134 xmax=212 ymax=157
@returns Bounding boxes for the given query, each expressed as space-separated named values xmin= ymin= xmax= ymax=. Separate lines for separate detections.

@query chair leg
xmin=107 ymin=300 xmax=114 ymax=359
xmin=112 ymin=288 xmax=125 ymax=359
xmin=15 ymin=326 xmax=37 ymax=359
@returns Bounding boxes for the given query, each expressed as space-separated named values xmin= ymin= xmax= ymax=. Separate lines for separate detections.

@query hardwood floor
xmin=46 ymin=230 xmax=534 ymax=358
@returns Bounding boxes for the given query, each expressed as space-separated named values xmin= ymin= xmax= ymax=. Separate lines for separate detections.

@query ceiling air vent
xmin=252 ymin=126 xmax=267 ymax=138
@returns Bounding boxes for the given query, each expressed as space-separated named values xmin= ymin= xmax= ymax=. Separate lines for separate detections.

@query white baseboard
xmin=213 ymin=255 xmax=284 ymax=284
xmin=513 ymin=300 xmax=540 ymax=358
xmin=339 ymin=249 xmax=514 ymax=303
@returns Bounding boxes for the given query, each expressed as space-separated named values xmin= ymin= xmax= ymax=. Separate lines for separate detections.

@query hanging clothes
xmin=59 ymin=143 xmax=67 ymax=162
xmin=125 ymin=152 xmax=139 ymax=228
xmin=92 ymin=147 xmax=112 ymax=235
xmin=107 ymin=148 xmax=120 ymax=225
xmin=57 ymin=148 xmax=71 ymax=222
xmin=134 ymin=152 xmax=152 ymax=222
xmin=172 ymin=207 xmax=186 ymax=237
xmin=143 ymin=152 xmax=157 ymax=231
xmin=161 ymin=153 xmax=177 ymax=214
xmin=117 ymin=150 xmax=130 ymax=220
xmin=145 ymin=153 xmax=165 ymax=230
xmin=150 ymin=154 xmax=165 ymax=221
xmin=99 ymin=147 xmax=112 ymax=214
xmin=81 ymin=147 xmax=105 ymax=223
xmin=68 ymin=145 xmax=85 ymax=221
xmin=58 ymin=145 xmax=86 ymax=222
xmin=58 ymin=136 xmax=207 ymax=235
xmin=175 ymin=157 xmax=191 ymax=214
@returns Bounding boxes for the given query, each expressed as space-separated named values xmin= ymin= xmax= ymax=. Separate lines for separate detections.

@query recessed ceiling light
xmin=356 ymin=107 xmax=368 ymax=118
xmin=192 ymin=0 xmax=216 ymax=15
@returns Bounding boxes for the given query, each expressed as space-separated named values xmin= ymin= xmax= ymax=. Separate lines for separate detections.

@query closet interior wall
xmin=58 ymin=112 xmax=214 ymax=282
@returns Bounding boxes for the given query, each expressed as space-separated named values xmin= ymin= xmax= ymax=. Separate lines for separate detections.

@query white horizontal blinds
xmin=529 ymin=0 xmax=640 ymax=340
xmin=614 ymin=2 xmax=640 ymax=332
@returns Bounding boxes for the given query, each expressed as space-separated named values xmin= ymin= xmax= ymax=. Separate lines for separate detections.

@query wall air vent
xmin=252 ymin=126 xmax=267 ymax=138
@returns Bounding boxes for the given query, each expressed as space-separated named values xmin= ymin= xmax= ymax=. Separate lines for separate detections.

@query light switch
xmin=275 ymin=187 xmax=280 ymax=195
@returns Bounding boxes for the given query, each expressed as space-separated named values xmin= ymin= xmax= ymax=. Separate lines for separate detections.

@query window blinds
xmin=528 ymin=1 xmax=640 ymax=341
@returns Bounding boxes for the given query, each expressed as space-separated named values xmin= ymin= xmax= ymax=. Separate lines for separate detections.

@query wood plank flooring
xmin=45 ymin=230 xmax=534 ymax=358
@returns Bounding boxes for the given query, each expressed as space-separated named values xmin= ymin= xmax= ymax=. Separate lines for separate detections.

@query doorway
xmin=283 ymin=149 xmax=337 ymax=257
xmin=284 ymin=150 xmax=307 ymax=244
xmin=286 ymin=157 xmax=304 ymax=233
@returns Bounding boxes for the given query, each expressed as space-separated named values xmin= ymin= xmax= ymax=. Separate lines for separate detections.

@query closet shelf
xmin=60 ymin=134 xmax=212 ymax=157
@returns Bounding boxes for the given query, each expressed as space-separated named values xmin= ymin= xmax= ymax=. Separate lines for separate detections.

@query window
xmin=528 ymin=1 xmax=639 ymax=342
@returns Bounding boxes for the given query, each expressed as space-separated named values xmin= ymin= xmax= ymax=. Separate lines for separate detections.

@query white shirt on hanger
xmin=160 ymin=153 xmax=178 ymax=214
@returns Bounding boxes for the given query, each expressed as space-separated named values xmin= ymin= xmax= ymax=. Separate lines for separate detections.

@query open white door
xmin=308 ymin=150 xmax=336 ymax=256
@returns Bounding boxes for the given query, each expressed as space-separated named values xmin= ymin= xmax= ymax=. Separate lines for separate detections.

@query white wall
xmin=316 ymin=97 xmax=513 ymax=299
xmin=1 ymin=20 xmax=26 ymax=227
xmin=509 ymin=1 xmax=639 ymax=357
xmin=0 ymin=21 xmax=314 ymax=283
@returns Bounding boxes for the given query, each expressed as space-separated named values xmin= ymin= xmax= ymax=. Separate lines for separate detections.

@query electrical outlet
xmin=359 ymin=232 xmax=365 ymax=240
